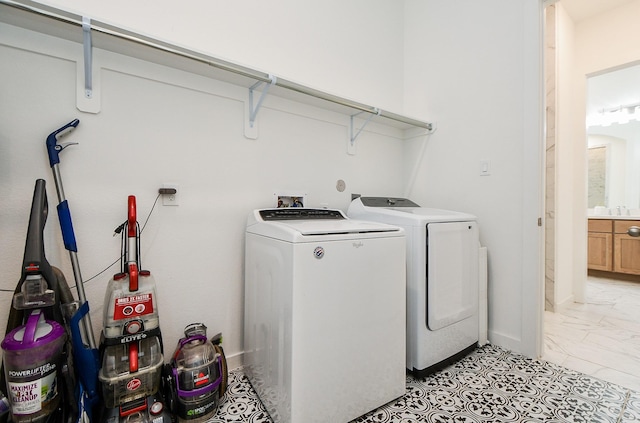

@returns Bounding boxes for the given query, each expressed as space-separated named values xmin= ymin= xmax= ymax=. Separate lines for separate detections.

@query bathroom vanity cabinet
xmin=588 ymin=218 xmax=640 ymax=275
xmin=587 ymin=219 xmax=613 ymax=271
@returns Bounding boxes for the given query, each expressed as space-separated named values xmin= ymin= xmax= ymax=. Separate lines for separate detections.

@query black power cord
xmin=0 ymin=193 xmax=162 ymax=293
xmin=80 ymin=193 xmax=161 ymax=286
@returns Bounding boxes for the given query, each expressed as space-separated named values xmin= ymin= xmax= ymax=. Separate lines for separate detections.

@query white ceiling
xmin=559 ymin=0 xmax=640 ymax=139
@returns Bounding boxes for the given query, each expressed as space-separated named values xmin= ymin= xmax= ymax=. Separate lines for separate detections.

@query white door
xmin=427 ymin=222 xmax=479 ymax=331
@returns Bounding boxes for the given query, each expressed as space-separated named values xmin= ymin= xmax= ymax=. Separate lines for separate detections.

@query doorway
xmin=543 ymin=0 xmax=640 ymax=391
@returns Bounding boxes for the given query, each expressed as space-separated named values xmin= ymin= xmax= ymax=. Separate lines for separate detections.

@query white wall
xmin=556 ymin=0 xmax=640 ymax=306
xmin=31 ymin=0 xmax=406 ymax=115
xmin=0 ymin=14 xmax=407 ymax=367
xmin=1 ymin=0 xmax=546 ymax=362
xmin=628 ymin=140 xmax=640 ymax=209
xmin=403 ymin=0 xmax=543 ymax=354
xmin=575 ymin=1 xmax=640 ymax=74
xmin=555 ymin=3 xmax=580 ymax=307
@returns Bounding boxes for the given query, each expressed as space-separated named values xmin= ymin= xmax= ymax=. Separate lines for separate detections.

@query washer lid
xmin=349 ymin=197 xmax=477 ymax=222
xmin=247 ymin=208 xmax=402 ymax=239
xmin=275 ymin=219 xmax=400 ymax=236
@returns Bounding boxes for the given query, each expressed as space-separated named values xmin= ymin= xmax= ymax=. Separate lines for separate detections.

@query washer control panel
xmin=259 ymin=209 xmax=345 ymax=221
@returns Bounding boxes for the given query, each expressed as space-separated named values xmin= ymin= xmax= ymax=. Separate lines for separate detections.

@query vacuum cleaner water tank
xmin=1 ymin=309 xmax=66 ymax=422
xmin=98 ymin=337 xmax=164 ymax=408
xmin=102 ymin=271 xmax=160 ymax=338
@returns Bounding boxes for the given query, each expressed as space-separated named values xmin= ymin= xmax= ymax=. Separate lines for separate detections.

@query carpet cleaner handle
xmin=45 ymin=120 xmax=101 ymax=421
xmin=46 ymin=118 xmax=79 ymax=167
xmin=45 ymin=119 xmax=97 ymax=350
xmin=46 ymin=119 xmax=80 ymax=253
xmin=128 ymin=195 xmax=137 ymax=238
xmin=127 ymin=195 xmax=139 ymax=291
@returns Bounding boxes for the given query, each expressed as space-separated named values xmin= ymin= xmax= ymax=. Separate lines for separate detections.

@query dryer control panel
xmin=359 ymin=197 xmax=420 ymax=207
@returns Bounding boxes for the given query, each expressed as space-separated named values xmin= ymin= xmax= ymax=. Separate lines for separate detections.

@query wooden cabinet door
xmin=614 ymin=233 xmax=640 ymax=275
xmin=588 ymin=232 xmax=613 ymax=271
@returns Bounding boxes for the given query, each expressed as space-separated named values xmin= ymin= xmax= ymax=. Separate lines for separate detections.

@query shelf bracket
xmin=348 ymin=108 xmax=380 ymax=155
xmin=82 ymin=16 xmax=92 ymax=99
xmin=249 ymin=74 xmax=277 ymax=128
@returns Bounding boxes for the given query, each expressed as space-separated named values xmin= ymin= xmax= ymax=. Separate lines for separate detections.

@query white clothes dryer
xmin=244 ymin=208 xmax=406 ymax=423
xmin=348 ymin=197 xmax=482 ymax=377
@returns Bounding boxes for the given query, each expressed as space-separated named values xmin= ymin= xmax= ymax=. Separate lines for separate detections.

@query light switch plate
xmin=480 ymin=160 xmax=491 ymax=176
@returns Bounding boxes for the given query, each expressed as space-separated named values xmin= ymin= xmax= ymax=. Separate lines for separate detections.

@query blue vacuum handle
xmin=45 ymin=119 xmax=80 ymax=251
xmin=46 ymin=118 xmax=79 ymax=167
xmin=57 ymin=200 xmax=77 ymax=252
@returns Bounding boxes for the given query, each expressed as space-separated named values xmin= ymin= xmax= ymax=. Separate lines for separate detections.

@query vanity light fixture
xmin=587 ymin=102 xmax=640 ymax=127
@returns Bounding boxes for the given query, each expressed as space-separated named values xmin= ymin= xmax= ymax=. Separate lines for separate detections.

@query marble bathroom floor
xmin=543 ymin=275 xmax=640 ymax=392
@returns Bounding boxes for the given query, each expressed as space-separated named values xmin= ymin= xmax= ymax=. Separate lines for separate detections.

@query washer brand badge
xmin=126 ymin=378 xmax=142 ymax=391
xmin=313 ymin=247 xmax=324 ymax=259
xmin=353 ymin=241 xmax=364 ymax=248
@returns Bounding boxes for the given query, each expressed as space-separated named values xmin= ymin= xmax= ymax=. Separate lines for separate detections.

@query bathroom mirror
xmin=587 ymin=64 xmax=640 ymax=211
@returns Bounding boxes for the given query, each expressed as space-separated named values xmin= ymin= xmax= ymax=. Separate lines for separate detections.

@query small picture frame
xmin=275 ymin=193 xmax=306 ymax=208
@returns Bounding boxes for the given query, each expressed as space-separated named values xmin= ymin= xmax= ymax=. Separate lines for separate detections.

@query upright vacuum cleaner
xmin=98 ymin=196 xmax=172 ymax=422
xmin=45 ymin=118 xmax=101 ymax=422
xmin=1 ymin=179 xmax=77 ymax=423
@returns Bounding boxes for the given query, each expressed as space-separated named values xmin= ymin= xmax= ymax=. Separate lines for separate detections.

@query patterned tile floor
xmin=209 ymin=344 xmax=640 ymax=422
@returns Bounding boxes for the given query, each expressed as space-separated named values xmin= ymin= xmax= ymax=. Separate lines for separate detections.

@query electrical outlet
xmin=162 ymin=184 xmax=179 ymax=206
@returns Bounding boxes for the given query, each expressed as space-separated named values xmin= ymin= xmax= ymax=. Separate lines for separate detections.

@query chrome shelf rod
xmin=1 ymin=0 xmax=433 ymax=131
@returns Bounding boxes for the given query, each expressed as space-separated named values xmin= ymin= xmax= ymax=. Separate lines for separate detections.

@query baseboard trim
xmin=555 ymin=294 xmax=575 ymax=311
xmin=226 ymin=351 xmax=244 ymax=371
xmin=487 ymin=330 xmax=522 ymax=354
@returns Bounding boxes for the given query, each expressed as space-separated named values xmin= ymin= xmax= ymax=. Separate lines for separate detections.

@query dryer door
xmin=426 ymin=221 xmax=479 ymax=331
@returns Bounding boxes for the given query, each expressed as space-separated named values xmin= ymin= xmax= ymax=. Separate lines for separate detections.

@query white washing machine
xmin=348 ymin=197 xmax=484 ymax=377
xmin=244 ymin=208 xmax=406 ymax=423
